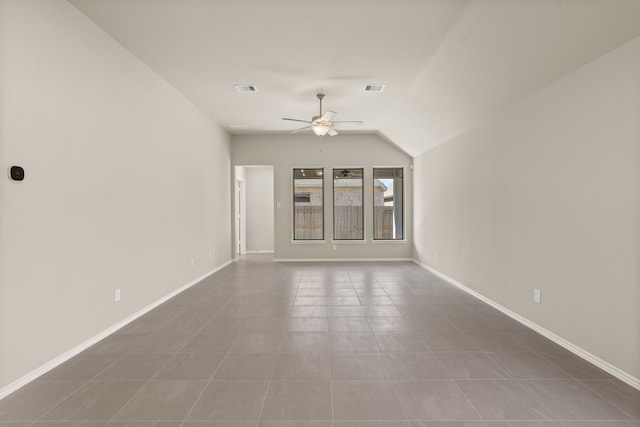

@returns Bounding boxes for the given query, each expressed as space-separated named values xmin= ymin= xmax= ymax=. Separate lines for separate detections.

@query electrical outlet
xmin=332 ymin=245 xmax=337 ymax=251
xmin=208 ymin=251 xmax=212 ymax=260
xmin=435 ymin=251 xmax=439 ymax=260
xmin=533 ymin=289 xmax=541 ymax=304
xmin=190 ymin=258 xmax=195 ymax=267
xmin=115 ymin=288 xmax=121 ymax=302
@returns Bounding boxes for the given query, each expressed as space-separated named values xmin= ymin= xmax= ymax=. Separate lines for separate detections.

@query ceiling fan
xmin=335 ymin=168 xmax=363 ymax=179
xmin=282 ymin=93 xmax=363 ymax=136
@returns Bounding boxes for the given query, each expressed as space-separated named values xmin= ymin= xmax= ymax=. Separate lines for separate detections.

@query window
xmin=294 ymin=193 xmax=311 ymax=203
xmin=333 ymin=168 xmax=364 ymax=240
xmin=293 ymin=168 xmax=324 ymax=240
xmin=373 ymin=168 xmax=404 ymax=240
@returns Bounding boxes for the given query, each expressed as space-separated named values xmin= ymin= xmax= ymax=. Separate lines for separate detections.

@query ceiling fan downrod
xmin=317 ymin=93 xmax=324 ymax=116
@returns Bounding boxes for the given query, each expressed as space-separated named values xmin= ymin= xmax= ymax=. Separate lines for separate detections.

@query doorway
xmin=235 ymin=165 xmax=274 ymax=257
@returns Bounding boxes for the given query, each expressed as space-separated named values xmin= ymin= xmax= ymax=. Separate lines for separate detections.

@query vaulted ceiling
xmin=70 ymin=0 xmax=640 ymax=157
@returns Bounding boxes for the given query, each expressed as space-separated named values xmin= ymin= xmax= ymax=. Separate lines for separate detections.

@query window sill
xmin=371 ymin=239 xmax=408 ymax=244
xmin=291 ymin=240 xmax=327 ymax=245
xmin=331 ymin=240 xmax=368 ymax=245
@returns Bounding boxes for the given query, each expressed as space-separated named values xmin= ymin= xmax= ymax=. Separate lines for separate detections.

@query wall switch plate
xmin=208 ymin=251 xmax=212 ymax=260
xmin=332 ymin=245 xmax=337 ymax=251
xmin=533 ymin=289 xmax=541 ymax=304
xmin=190 ymin=258 xmax=195 ymax=266
xmin=435 ymin=251 xmax=439 ymax=260
xmin=115 ymin=288 xmax=121 ymax=302
xmin=276 ymin=201 xmax=281 ymax=209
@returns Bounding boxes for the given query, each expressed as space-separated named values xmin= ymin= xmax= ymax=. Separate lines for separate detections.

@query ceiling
xmin=69 ymin=0 xmax=640 ymax=157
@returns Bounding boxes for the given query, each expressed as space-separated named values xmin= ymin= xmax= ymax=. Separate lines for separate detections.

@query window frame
xmin=292 ymin=168 xmax=325 ymax=241
xmin=332 ymin=167 xmax=365 ymax=241
xmin=372 ymin=166 xmax=405 ymax=241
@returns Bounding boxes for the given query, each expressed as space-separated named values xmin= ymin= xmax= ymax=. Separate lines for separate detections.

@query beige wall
xmin=413 ymin=36 xmax=640 ymax=382
xmin=232 ymin=134 xmax=413 ymax=260
xmin=0 ymin=0 xmax=231 ymax=390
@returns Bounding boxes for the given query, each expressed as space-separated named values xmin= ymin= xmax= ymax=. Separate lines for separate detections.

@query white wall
xmin=232 ymin=134 xmax=413 ymax=260
xmin=244 ymin=167 xmax=274 ymax=253
xmin=0 ymin=0 xmax=231 ymax=390
xmin=413 ymin=36 xmax=640 ymax=383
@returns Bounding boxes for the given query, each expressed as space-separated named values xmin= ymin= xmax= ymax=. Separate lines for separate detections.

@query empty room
xmin=0 ymin=0 xmax=639 ymax=426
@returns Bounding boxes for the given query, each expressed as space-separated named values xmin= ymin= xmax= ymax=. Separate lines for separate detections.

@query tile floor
xmin=1 ymin=254 xmax=639 ymax=426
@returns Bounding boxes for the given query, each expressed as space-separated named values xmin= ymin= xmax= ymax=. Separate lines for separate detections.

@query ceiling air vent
xmin=364 ymin=84 xmax=386 ymax=92
xmin=234 ymin=84 xmax=257 ymax=92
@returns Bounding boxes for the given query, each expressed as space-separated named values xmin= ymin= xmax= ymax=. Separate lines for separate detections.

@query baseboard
xmin=245 ymin=250 xmax=275 ymax=254
xmin=274 ymin=257 xmax=414 ymax=262
xmin=0 ymin=259 xmax=233 ymax=401
xmin=413 ymin=259 xmax=640 ymax=391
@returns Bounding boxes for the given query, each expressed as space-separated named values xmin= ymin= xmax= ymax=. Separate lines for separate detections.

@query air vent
xmin=234 ymin=84 xmax=257 ymax=92
xmin=364 ymin=84 xmax=385 ymax=92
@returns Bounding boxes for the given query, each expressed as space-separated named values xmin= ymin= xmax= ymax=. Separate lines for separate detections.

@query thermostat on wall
xmin=9 ymin=166 xmax=25 ymax=181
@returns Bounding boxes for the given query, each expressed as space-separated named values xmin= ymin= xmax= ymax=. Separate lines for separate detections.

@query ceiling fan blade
xmin=331 ymin=120 xmax=363 ymax=125
xmin=320 ymin=110 xmax=336 ymax=122
xmin=290 ymin=125 xmax=312 ymax=134
xmin=327 ymin=127 xmax=338 ymax=136
xmin=282 ymin=118 xmax=312 ymax=123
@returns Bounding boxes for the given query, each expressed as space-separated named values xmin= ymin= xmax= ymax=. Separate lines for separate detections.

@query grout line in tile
xmin=254 ymin=273 xmax=301 ymax=424
xmin=176 ymin=328 xmax=244 ymax=426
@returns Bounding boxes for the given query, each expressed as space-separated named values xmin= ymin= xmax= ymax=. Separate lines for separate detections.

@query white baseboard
xmin=274 ymin=257 xmax=414 ymax=262
xmin=413 ymin=259 xmax=640 ymax=391
xmin=245 ymin=250 xmax=275 ymax=254
xmin=0 ymin=259 xmax=233 ymax=401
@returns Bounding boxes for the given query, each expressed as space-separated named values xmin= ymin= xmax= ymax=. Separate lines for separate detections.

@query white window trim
xmin=332 ymin=166 xmax=365 ymax=241
xmin=292 ymin=166 xmax=325 ymax=242
xmin=372 ymin=166 xmax=406 ymax=242
xmin=331 ymin=239 xmax=369 ymax=245
xmin=290 ymin=239 xmax=327 ymax=245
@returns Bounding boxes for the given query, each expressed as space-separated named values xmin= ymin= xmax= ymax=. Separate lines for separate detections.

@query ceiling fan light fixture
xmin=312 ymin=123 xmax=330 ymax=136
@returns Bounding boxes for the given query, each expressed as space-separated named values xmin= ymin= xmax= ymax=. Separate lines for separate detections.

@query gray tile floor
xmin=1 ymin=254 xmax=639 ymax=426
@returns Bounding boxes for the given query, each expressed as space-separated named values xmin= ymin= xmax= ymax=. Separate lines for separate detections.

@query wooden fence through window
xmin=294 ymin=206 xmax=395 ymax=240
xmin=294 ymin=206 xmax=323 ymax=240
xmin=333 ymin=206 xmax=363 ymax=240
